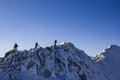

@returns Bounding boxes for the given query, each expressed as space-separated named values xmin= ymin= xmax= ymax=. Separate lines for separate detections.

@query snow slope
xmin=94 ymin=45 xmax=120 ymax=80
xmin=0 ymin=42 xmax=119 ymax=80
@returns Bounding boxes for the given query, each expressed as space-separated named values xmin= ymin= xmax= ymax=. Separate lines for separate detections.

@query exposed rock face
xmin=0 ymin=42 xmax=109 ymax=80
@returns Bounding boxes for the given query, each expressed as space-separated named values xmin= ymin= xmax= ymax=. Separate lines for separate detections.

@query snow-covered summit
xmin=93 ymin=45 xmax=120 ymax=61
xmin=103 ymin=45 xmax=120 ymax=52
xmin=94 ymin=45 xmax=120 ymax=80
xmin=60 ymin=42 xmax=74 ymax=47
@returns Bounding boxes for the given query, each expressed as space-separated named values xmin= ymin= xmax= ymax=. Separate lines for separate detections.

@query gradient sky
xmin=0 ymin=0 xmax=120 ymax=57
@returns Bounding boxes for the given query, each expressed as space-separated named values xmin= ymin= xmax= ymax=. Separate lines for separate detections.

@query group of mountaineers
xmin=0 ymin=40 xmax=89 ymax=80
xmin=0 ymin=40 xmax=58 ymax=65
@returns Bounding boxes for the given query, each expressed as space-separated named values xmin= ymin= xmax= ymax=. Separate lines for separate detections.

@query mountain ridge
xmin=0 ymin=42 xmax=119 ymax=80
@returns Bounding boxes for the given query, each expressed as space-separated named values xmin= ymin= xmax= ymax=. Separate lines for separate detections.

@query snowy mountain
xmin=0 ymin=42 xmax=119 ymax=80
xmin=94 ymin=45 xmax=120 ymax=80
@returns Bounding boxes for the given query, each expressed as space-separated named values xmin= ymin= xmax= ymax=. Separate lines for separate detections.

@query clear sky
xmin=0 ymin=0 xmax=120 ymax=57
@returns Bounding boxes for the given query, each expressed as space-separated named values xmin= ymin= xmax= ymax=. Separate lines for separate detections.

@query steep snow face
xmin=95 ymin=45 xmax=120 ymax=80
xmin=0 ymin=42 xmax=107 ymax=80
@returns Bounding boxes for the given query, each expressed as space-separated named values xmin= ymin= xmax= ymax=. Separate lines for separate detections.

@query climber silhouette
xmin=14 ymin=43 xmax=18 ymax=49
xmin=35 ymin=42 xmax=40 ymax=49
xmin=30 ymin=42 xmax=40 ymax=50
xmin=54 ymin=40 xmax=57 ymax=46
xmin=1 ymin=43 xmax=18 ymax=63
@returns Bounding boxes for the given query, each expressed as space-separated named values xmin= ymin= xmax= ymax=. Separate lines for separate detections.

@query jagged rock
xmin=0 ymin=42 xmax=113 ymax=80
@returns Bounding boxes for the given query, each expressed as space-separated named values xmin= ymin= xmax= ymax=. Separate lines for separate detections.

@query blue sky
xmin=0 ymin=0 xmax=120 ymax=56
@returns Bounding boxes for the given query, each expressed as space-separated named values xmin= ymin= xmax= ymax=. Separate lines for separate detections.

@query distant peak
xmin=103 ymin=45 xmax=120 ymax=52
xmin=94 ymin=45 xmax=120 ymax=62
xmin=108 ymin=45 xmax=120 ymax=49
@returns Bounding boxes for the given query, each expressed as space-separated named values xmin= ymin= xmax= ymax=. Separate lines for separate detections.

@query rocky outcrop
xmin=0 ymin=42 xmax=107 ymax=80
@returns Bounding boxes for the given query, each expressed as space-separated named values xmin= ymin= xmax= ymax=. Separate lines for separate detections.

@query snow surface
xmin=94 ymin=45 xmax=120 ymax=80
xmin=0 ymin=42 xmax=119 ymax=80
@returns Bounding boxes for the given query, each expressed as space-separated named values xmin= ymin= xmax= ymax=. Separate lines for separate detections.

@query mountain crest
xmin=0 ymin=42 xmax=107 ymax=80
xmin=0 ymin=43 xmax=119 ymax=80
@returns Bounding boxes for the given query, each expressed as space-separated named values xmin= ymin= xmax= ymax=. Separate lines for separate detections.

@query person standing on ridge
xmin=14 ymin=43 xmax=19 ymax=50
xmin=54 ymin=40 xmax=57 ymax=47
xmin=35 ymin=42 xmax=40 ymax=49
xmin=30 ymin=42 xmax=40 ymax=50
xmin=1 ymin=43 xmax=19 ymax=64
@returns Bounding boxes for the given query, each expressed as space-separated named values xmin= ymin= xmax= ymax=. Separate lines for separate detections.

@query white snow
xmin=95 ymin=45 xmax=120 ymax=80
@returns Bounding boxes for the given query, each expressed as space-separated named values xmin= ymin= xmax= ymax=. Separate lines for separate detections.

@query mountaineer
xmin=30 ymin=42 xmax=40 ymax=50
xmin=1 ymin=43 xmax=18 ymax=63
